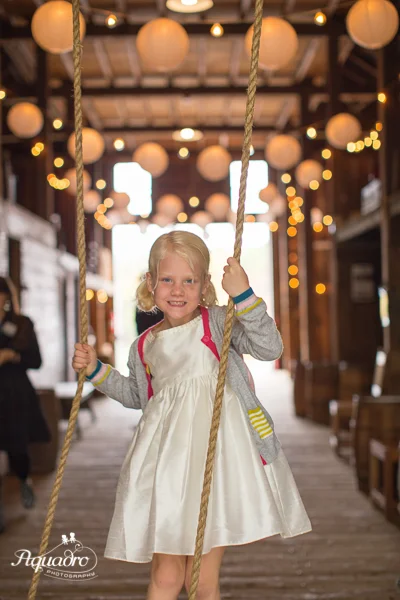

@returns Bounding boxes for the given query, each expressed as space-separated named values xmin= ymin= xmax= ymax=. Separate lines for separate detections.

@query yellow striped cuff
xmin=236 ymin=297 xmax=262 ymax=317
xmin=93 ymin=364 xmax=111 ymax=386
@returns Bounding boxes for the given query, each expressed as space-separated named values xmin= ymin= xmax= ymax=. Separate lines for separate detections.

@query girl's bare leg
xmin=146 ymin=553 xmax=186 ymax=600
xmin=184 ymin=546 xmax=226 ymax=600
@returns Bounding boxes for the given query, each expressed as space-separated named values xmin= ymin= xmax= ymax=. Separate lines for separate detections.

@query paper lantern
xmin=136 ymin=18 xmax=189 ymax=72
xmin=270 ymin=195 xmax=287 ymax=217
xmin=346 ymin=0 xmax=399 ymax=50
xmin=259 ymin=183 xmax=279 ymax=204
xmin=152 ymin=213 xmax=173 ymax=227
xmin=31 ymin=0 xmax=86 ymax=54
xmin=197 ymin=145 xmax=232 ymax=181
xmin=7 ymin=102 xmax=43 ymax=138
xmin=190 ymin=211 xmax=214 ymax=228
xmin=65 ymin=168 xmax=92 ymax=195
xmin=311 ymin=207 xmax=323 ymax=225
xmin=325 ymin=113 xmax=362 ymax=149
xmin=109 ymin=191 xmax=130 ymax=210
xmin=295 ymin=160 xmax=323 ymax=189
xmin=205 ymin=193 xmax=230 ymax=220
xmin=265 ymin=135 xmax=302 ymax=170
xmin=133 ymin=143 xmax=169 ymax=177
xmin=83 ymin=190 xmax=101 ymax=213
xmin=245 ymin=17 xmax=298 ymax=71
xmin=68 ymin=128 xmax=105 ymax=164
xmin=156 ymin=194 xmax=184 ymax=220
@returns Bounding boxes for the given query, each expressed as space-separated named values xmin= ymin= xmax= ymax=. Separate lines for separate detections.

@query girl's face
xmin=147 ymin=252 xmax=209 ymax=327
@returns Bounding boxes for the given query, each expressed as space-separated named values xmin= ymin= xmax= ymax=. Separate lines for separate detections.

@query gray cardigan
xmin=92 ymin=298 xmax=283 ymax=464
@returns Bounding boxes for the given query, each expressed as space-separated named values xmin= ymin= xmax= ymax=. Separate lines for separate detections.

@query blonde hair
xmin=136 ymin=231 xmax=218 ymax=312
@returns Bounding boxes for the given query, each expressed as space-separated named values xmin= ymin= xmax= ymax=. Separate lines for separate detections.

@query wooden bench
xmin=329 ymin=400 xmax=353 ymax=462
xmin=55 ymin=382 xmax=96 ymax=440
xmin=369 ymin=439 xmax=400 ymax=527
xmin=350 ymin=395 xmax=400 ymax=493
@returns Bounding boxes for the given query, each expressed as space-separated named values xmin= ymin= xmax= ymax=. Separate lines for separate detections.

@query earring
xmin=3 ymin=299 xmax=11 ymax=312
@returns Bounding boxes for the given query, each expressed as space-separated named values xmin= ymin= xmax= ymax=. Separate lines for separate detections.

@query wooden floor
xmin=0 ymin=366 xmax=399 ymax=600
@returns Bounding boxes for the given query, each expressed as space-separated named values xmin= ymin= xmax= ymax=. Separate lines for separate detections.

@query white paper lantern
xmin=325 ymin=113 xmax=362 ymax=149
xmin=190 ymin=211 xmax=214 ymax=228
xmin=83 ymin=190 xmax=101 ymax=213
xmin=197 ymin=145 xmax=232 ymax=181
xmin=65 ymin=168 xmax=92 ymax=195
xmin=7 ymin=102 xmax=44 ymax=138
xmin=259 ymin=183 xmax=279 ymax=204
xmin=31 ymin=0 xmax=86 ymax=54
xmin=265 ymin=135 xmax=302 ymax=170
xmin=346 ymin=0 xmax=399 ymax=50
xmin=136 ymin=18 xmax=189 ymax=72
xmin=152 ymin=213 xmax=173 ymax=227
xmin=270 ymin=195 xmax=287 ymax=217
xmin=156 ymin=194 xmax=184 ymax=220
xmin=133 ymin=143 xmax=169 ymax=177
xmin=68 ymin=128 xmax=105 ymax=164
xmin=245 ymin=17 xmax=298 ymax=71
xmin=110 ymin=191 xmax=130 ymax=210
xmin=295 ymin=160 xmax=323 ymax=189
xmin=205 ymin=193 xmax=230 ymax=220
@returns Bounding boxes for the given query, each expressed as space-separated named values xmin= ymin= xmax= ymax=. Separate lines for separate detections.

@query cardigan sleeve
xmin=88 ymin=340 xmax=142 ymax=409
xmin=212 ymin=296 xmax=283 ymax=361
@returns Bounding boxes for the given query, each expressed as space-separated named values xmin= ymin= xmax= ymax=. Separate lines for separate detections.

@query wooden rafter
xmin=81 ymin=98 xmax=103 ymax=130
xmin=60 ymin=53 xmax=74 ymax=80
xmin=92 ymin=39 xmax=113 ymax=83
xmin=283 ymin=0 xmax=297 ymax=15
xmin=229 ymin=39 xmax=242 ymax=85
xmin=295 ymin=39 xmax=322 ymax=83
xmin=240 ymin=0 xmax=252 ymax=19
xmin=124 ymin=39 xmax=142 ymax=84
xmin=197 ymin=38 xmax=207 ymax=86
xmin=275 ymin=97 xmax=297 ymax=130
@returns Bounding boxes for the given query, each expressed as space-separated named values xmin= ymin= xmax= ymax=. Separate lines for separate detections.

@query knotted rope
xmin=28 ymin=0 xmax=264 ymax=596
xmin=28 ymin=0 xmax=87 ymax=597
xmin=188 ymin=1 xmax=264 ymax=597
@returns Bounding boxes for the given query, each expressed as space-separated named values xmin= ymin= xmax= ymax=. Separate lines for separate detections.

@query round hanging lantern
xmin=31 ymin=0 xmax=86 ymax=54
xmin=156 ymin=194 xmax=184 ymax=220
xmin=110 ymin=191 xmax=130 ymax=209
xmin=83 ymin=190 xmax=101 ymax=213
xmin=65 ymin=168 xmax=92 ymax=195
xmin=133 ymin=143 xmax=169 ymax=177
xmin=67 ymin=128 xmax=105 ymax=164
xmin=197 ymin=145 xmax=232 ymax=181
xmin=259 ymin=183 xmax=279 ymax=204
xmin=205 ymin=193 xmax=230 ymax=220
xmin=245 ymin=17 xmax=298 ymax=71
xmin=265 ymin=135 xmax=302 ymax=170
xmin=270 ymin=195 xmax=287 ymax=217
xmin=325 ymin=113 xmax=362 ymax=149
xmin=152 ymin=213 xmax=173 ymax=227
xmin=295 ymin=160 xmax=323 ymax=189
xmin=136 ymin=18 xmax=189 ymax=72
xmin=7 ymin=102 xmax=43 ymax=138
xmin=346 ymin=0 xmax=399 ymax=50
xmin=190 ymin=211 xmax=214 ymax=228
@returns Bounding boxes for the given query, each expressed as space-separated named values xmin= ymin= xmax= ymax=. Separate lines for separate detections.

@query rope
xmin=188 ymin=0 xmax=264 ymax=597
xmin=27 ymin=0 xmax=87 ymax=597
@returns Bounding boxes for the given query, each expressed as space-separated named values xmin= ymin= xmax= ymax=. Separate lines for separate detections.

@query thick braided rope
xmin=27 ymin=1 xmax=87 ymax=598
xmin=188 ymin=1 xmax=264 ymax=597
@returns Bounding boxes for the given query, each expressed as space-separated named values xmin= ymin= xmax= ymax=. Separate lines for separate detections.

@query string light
xmin=286 ymin=186 xmax=296 ymax=197
xmin=178 ymin=147 xmax=190 ymax=159
xmin=316 ymin=283 xmax=326 ymax=294
xmin=113 ymin=138 xmax=125 ymax=151
xmin=104 ymin=197 xmax=114 ymax=208
xmin=269 ymin=222 xmax=278 ymax=232
xmin=375 ymin=122 xmax=383 ymax=132
xmin=106 ymin=14 xmax=118 ymax=28
xmin=0 ymin=89 xmax=6 ymax=100
xmin=281 ymin=173 xmax=291 ymax=184
xmin=288 ymin=265 xmax=298 ymax=276
xmin=307 ymin=127 xmax=317 ymax=139
xmin=373 ymin=140 xmax=381 ymax=150
xmin=97 ymin=290 xmax=108 ymax=303
xmin=364 ymin=136 xmax=372 ymax=147
xmin=210 ymin=23 xmax=224 ymax=37
xmin=370 ymin=131 xmax=379 ymax=140
xmin=289 ymin=278 xmax=299 ymax=289
xmin=347 ymin=142 xmax=356 ymax=153
xmin=322 ymin=169 xmax=332 ymax=180
xmin=377 ymin=92 xmax=387 ymax=103
xmin=323 ymin=215 xmax=333 ymax=226
xmin=309 ymin=180 xmax=320 ymax=190
xmin=86 ymin=289 xmax=94 ymax=301
xmin=177 ymin=212 xmax=188 ymax=222
xmin=321 ymin=148 xmax=331 ymax=159
xmin=96 ymin=179 xmax=106 ymax=190
xmin=288 ymin=216 xmax=297 ymax=225
xmin=245 ymin=215 xmax=256 ymax=222
xmin=313 ymin=222 xmax=323 ymax=232
xmin=53 ymin=118 xmax=63 ymax=130
xmin=314 ymin=11 xmax=327 ymax=25
xmin=356 ymin=140 xmax=365 ymax=152
xmin=287 ymin=226 xmax=297 ymax=237
xmin=54 ymin=157 xmax=64 ymax=168
xmin=97 ymin=204 xmax=107 ymax=214
xmin=189 ymin=196 xmax=200 ymax=207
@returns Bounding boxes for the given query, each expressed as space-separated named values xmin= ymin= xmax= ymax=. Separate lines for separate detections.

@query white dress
xmin=104 ymin=315 xmax=312 ymax=563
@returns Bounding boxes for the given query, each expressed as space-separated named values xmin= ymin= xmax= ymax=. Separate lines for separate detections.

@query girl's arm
xmin=86 ymin=342 xmax=141 ymax=409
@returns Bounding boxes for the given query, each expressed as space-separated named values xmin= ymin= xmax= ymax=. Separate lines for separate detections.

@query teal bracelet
xmin=86 ymin=359 xmax=102 ymax=380
xmin=233 ymin=287 xmax=253 ymax=304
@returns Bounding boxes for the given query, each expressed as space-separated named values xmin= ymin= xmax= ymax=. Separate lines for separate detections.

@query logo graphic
xmin=11 ymin=533 xmax=98 ymax=580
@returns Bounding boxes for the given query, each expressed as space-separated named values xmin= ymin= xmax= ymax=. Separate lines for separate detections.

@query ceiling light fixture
xmin=166 ymin=0 xmax=214 ymax=14
xmin=210 ymin=23 xmax=224 ymax=37
xmin=172 ymin=128 xmax=204 ymax=142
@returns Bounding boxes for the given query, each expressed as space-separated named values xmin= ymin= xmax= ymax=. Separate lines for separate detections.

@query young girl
xmin=73 ymin=231 xmax=311 ymax=600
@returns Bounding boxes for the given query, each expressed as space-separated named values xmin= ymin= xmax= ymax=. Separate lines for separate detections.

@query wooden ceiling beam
xmin=124 ymin=39 xmax=142 ymax=84
xmin=92 ymin=39 xmax=113 ymax=83
xmin=275 ymin=97 xmax=297 ymax=130
xmin=229 ymin=39 xmax=242 ymax=85
xmin=197 ymin=38 xmax=207 ymax=86
xmin=294 ymin=38 xmax=322 ymax=82
xmin=240 ymin=0 xmax=253 ymax=19
xmin=0 ymin=20 xmax=347 ymax=39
